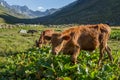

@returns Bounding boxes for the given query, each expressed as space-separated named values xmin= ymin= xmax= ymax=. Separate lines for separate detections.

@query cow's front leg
xmin=71 ymin=46 xmax=80 ymax=64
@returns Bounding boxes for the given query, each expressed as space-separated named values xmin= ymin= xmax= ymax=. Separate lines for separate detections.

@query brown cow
xmin=48 ymin=24 xmax=113 ymax=65
xmin=36 ymin=29 xmax=54 ymax=48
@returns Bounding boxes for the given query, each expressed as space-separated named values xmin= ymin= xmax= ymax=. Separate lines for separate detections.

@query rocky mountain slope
xmin=0 ymin=0 xmax=58 ymax=18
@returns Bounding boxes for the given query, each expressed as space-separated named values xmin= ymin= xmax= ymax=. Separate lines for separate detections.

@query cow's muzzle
xmin=52 ymin=48 xmax=59 ymax=55
xmin=52 ymin=51 xmax=58 ymax=55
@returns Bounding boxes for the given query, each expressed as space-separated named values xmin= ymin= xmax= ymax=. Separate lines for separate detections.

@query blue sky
xmin=4 ymin=0 xmax=76 ymax=11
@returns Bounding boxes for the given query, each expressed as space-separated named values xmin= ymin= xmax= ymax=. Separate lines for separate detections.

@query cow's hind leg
xmin=98 ymin=47 xmax=105 ymax=66
xmin=105 ymin=46 xmax=113 ymax=62
xmin=98 ymin=39 xmax=106 ymax=66
xmin=98 ymin=32 xmax=110 ymax=66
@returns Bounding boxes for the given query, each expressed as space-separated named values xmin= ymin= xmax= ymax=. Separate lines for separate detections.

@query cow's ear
xmin=44 ymin=36 xmax=51 ymax=40
xmin=62 ymin=35 xmax=71 ymax=41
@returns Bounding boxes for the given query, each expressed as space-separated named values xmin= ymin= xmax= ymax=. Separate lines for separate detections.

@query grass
xmin=0 ymin=27 xmax=36 ymax=55
xmin=0 ymin=25 xmax=120 ymax=79
xmin=0 ymin=25 xmax=58 ymax=55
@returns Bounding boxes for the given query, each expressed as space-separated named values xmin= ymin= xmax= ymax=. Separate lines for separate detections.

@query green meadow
xmin=0 ymin=25 xmax=120 ymax=80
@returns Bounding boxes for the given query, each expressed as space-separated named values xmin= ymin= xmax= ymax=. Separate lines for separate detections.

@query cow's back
xmin=62 ymin=24 xmax=111 ymax=52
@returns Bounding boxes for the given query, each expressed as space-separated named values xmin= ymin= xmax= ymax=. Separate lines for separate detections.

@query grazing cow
xmin=36 ymin=29 xmax=54 ymax=48
xmin=48 ymin=24 xmax=113 ymax=65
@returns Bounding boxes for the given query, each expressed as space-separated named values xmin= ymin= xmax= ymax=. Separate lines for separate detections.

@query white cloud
xmin=37 ymin=6 xmax=45 ymax=11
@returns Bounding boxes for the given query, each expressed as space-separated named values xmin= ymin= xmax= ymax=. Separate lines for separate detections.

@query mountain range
xmin=0 ymin=0 xmax=58 ymax=18
xmin=0 ymin=0 xmax=120 ymax=25
xmin=11 ymin=5 xmax=58 ymax=18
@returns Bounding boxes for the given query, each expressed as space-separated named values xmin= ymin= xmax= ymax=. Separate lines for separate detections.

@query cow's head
xmin=36 ymin=35 xmax=52 ymax=48
xmin=50 ymin=33 xmax=71 ymax=55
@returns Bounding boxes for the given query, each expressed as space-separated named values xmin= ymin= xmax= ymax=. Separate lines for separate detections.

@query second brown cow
xmin=48 ymin=24 xmax=113 ymax=65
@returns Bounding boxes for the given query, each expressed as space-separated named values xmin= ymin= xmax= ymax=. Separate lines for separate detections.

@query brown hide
xmin=36 ymin=29 xmax=54 ymax=48
xmin=51 ymin=24 xmax=113 ymax=65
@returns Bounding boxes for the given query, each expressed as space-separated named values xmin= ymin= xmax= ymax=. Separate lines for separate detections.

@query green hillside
xmin=40 ymin=0 xmax=120 ymax=25
xmin=0 ymin=5 xmax=7 ymax=23
xmin=0 ymin=5 xmax=29 ymax=24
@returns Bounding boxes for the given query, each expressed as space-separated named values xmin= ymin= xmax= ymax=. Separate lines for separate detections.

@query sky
xmin=4 ymin=0 xmax=76 ymax=11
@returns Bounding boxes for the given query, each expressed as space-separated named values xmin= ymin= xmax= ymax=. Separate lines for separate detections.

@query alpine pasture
xmin=0 ymin=24 xmax=120 ymax=80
